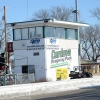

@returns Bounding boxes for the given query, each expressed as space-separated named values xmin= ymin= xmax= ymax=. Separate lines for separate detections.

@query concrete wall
xmin=45 ymin=39 xmax=79 ymax=81
xmin=59 ymin=39 xmax=78 ymax=49
xmin=13 ymin=40 xmax=27 ymax=50
xmin=45 ymin=49 xmax=78 ymax=81
xmin=13 ymin=38 xmax=79 ymax=81
xmin=14 ymin=49 xmax=46 ymax=81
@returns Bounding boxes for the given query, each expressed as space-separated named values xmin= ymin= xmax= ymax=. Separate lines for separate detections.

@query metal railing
xmin=15 ymin=73 xmax=35 ymax=84
xmin=0 ymin=73 xmax=35 ymax=86
xmin=0 ymin=74 xmax=17 ymax=86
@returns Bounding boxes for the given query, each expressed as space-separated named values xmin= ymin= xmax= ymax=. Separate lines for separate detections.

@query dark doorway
xmin=22 ymin=65 xmax=28 ymax=73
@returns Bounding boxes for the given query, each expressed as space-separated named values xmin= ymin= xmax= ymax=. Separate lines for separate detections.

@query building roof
xmin=6 ymin=19 xmax=89 ymax=28
xmin=81 ymin=59 xmax=100 ymax=65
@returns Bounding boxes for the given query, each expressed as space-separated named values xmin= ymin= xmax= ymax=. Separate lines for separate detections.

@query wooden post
xmin=4 ymin=6 xmax=8 ymax=65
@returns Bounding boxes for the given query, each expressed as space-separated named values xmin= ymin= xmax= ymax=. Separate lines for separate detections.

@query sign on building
xmin=7 ymin=42 xmax=13 ymax=52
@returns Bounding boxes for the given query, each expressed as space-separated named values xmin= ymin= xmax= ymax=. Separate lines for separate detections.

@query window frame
xmin=44 ymin=26 xmax=56 ymax=38
xmin=21 ymin=28 xmax=29 ymax=40
xmin=13 ymin=26 xmax=78 ymax=40
xmin=29 ymin=27 xmax=36 ymax=39
xmin=36 ymin=27 xmax=43 ymax=38
xmin=55 ymin=27 xmax=65 ymax=39
xmin=13 ymin=27 xmax=44 ymax=41
xmin=14 ymin=28 xmax=21 ymax=40
xmin=66 ymin=28 xmax=78 ymax=40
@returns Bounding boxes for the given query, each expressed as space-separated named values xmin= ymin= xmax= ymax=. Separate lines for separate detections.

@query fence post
xmin=27 ymin=57 xmax=29 ymax=83
xmin=4 ymin=74 xmax=6 ymax=86
xmin=14 ymin=74 xmax=17 ymax=85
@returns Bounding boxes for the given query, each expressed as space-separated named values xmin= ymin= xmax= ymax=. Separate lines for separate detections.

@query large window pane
xmin=22 ymin=28 xmax=28 ymax=39
xmin=56 ymin=28 xmax=65 ymax=39
xmin=36 ymin=27 xmax=43 ymax=38
xmin=45 ymin=27 xmax=55 ymax=38
xmin=29 ymin=28 xmax=35 ymax=39
xmin=67 ymin=29 xmax=76 ymax=39
xmin=14 ymin=29 xmax=21 ymax=40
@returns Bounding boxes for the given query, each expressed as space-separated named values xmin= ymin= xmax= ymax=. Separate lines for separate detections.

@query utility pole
xmin=3 ymin=6 xmax=8 ymax=65
xmin=72 ymin=0 xmax=81 ymax=70
xmin=75 ymin=0 xmax=81 ymax=70
xmin=72 ymin=0 xmax=78 ymax=22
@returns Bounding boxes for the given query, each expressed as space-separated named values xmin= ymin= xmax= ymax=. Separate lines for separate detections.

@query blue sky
xmin=0 ymin=0 xmax=100 ymax=25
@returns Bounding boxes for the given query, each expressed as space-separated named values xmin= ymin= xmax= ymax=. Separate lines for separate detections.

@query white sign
xmin=45 ymin=38 xmax=59 ymax=50
xmin=26 ymin=39 xmax=45 ymax=50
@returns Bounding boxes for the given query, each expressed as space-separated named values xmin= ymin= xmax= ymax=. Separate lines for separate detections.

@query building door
xmin=22 ymin=65 xmax=35 ymax=82
xmin=22 ymin=65 xmax=28 ymax=73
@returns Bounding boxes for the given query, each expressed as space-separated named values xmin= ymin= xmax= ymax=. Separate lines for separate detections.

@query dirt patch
xmin=93 ymin=73 xmax=100 ymax=76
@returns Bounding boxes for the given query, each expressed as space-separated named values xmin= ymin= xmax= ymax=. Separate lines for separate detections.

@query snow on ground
xmin=93 ymin=76 xmax=100 ymax=79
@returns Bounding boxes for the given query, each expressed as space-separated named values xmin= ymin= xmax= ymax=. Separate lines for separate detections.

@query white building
xmin=7 ymin=19 xmax=89 ymax=81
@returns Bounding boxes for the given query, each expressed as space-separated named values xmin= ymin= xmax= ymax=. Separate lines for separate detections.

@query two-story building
xmin=7 ymin=19 xmax=89 ymax=81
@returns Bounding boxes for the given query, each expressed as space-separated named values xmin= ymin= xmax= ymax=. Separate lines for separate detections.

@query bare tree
xmin=80 ymin=24 xmax=100 ymax=62
xmin=50 ymin=6 xmax=74 ymax=21
xmin=32 ymin=9 xmax=50 ymax=20
xmin=0 ymin=21 xmax=12 ymax=53
xmin=90 ymin=7 xmax=100 ymax=20
xmin=32 ymin=6 xmax=75 ymax=21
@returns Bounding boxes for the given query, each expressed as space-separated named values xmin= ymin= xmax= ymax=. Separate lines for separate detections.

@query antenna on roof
xmin=27 ymin=0 xmax=28 ymax=21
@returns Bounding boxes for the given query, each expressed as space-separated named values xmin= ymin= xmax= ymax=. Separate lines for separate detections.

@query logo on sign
xmin=30 ymin=38 xmax=40 ymax=44
xmin=50 ymin=39 xmax=56 ymax=44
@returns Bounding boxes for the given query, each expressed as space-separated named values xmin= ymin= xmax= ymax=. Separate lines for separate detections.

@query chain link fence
xmin=0 ymin=73 xmax=35 ymax=86
xmin=15 ymin=73 xmax=35 ymax=84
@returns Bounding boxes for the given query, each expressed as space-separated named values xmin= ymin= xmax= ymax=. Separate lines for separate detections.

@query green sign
xmin=51 ymin=49 xmax=71 ymax=68
xmin=51 ymin=49 xmax=71 ymax=59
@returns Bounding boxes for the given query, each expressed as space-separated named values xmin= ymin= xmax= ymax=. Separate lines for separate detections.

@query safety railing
xmin=0 ymin=74 xmax=17 ymax=86
xmin=15 ymin=73 xmax=35 ymax=84
xmin=0 ymin=73 xmax=35 ymax=86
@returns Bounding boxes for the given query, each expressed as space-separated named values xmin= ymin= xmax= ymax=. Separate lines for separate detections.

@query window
xmin=33 ymin=52 xmax=39 ymax=56
xmin=22 ymin=28 xmax=28 ymax=39
xmin=45 ymin=27 xmax=55 ymax=38
xmin=14 ymin=29 xmax=21 ymax=40
xmin=67 ymin=29 xmax=76 ymax=39
xmin=56 ymin=28 xmax=65 ymax=39
xmin=29 ymin=65 xmax=35 ymax=73
xmin=29 ymin=28 xmax=35 ymax=39
xmin=22 ymin=65 xmax=35 ymax=73
xmin=36 ymin=27 xmax=43 ymax=38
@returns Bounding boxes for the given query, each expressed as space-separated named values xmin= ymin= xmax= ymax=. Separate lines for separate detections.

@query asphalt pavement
xmin=30 ymin=86 xmax=100 ymax=100
xmin=4 ymin=76 xmax=100 ymax=100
